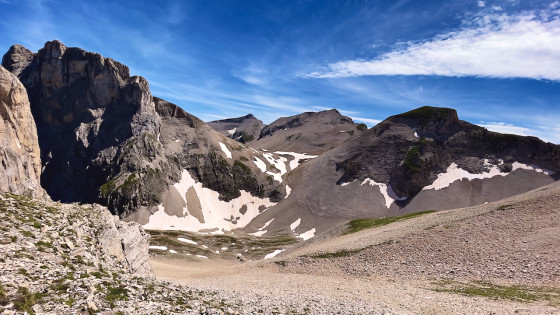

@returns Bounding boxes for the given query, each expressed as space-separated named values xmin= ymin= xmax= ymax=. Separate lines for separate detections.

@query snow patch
xmin=266 ymin=171 xmax=283 ymax=183
xmin=259 ymin=218 xmax=274 ymax=230
xmin=262 ymin=152 xmax=288 ymax=182
xmin=290 ymin=218 xmax=301 ymax=231
xmin=144 ymin=170 xmax=277 ymax=231
xmin=149 ymin=246 xmax=167 ymax=251
xmin=253 ymin=157 xmax=267 ymax=173
xmin=414 ymin=132 xmax=419 ymax=138
xmin=361 ymin=179 xmax=406 ymax=208
xmin=297 ymin=228 xmax=316 ymax=241
xmin=274 ymin=151 xmax=318 ymax=171
xmin=177 ymin=238 xmax=197 ymax=245
xmin=201 ymin=245 xmax=208 ymax=249
xmin=219 ymin=142 xmax=232 ymax=159
xmin=340 ymin=180 xmax=355 ymax=187
xmin=175 ymin=139 xmax=180 ymax=142
xmin=227 ymin=127 xmax=237 ymax=135
xmin=424 ymin=161 xmax=555 ymax=191
xmin=249 ymin=230 xmax=267 ymax=236
xmin=196 ymin=255 xmax=208 ymax=259
xmin=339 ymin=130 xmax=346 ymax=133
xmin=221 ymin=247 xmax=228 ymax=251
xmin=285 ymin=185 xmax=292 ymax=198
xmin=264 ymin=249 xmax=285 ymax=259
xmin=169 ymin=250 xmax=177 ymax=254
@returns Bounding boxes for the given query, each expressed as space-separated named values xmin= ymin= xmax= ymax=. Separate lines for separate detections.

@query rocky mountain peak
xmin=382 ymin=106 xmax=465 ymax=141
xmin=1 ymin=44 xmax=36 ymax=77
xmin=208 ymin=113 xmax=264 ymax=143
xmin=40 ymin=40 xmax=67 ymax=59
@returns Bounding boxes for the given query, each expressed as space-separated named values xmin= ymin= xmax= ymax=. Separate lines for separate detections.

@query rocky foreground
xmin=0 ymin=192 xmax=253 ymax=314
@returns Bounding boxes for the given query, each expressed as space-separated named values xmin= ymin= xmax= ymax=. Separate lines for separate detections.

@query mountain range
xmin=1 ymin=40 xmax=559 ymax=239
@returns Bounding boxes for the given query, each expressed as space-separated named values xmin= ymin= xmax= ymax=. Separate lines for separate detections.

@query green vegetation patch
xmin=495 ymin=204 xmax=514 ymax=211
xmin=345 ymin=210 xmax=436 ymax=235
xmin=432 ymin=280 xmax=560 ymax=305
xmin=13 ymin=286 xmax=43 ymax=314
xmin=307 ymin=247 xmax=366 ymax=259
xmin=403 ymin=145 xmax=422 ymax=172
xmin=233 ymin=160 xmax=251 ymax=172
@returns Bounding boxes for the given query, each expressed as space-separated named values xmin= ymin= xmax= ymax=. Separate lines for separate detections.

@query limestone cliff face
xmin=2 ymin=41 xmax=280 ymax=220
xmin=0 ymin=65 xmax=43 ymax=198
xmin=2 ymin=40 xmax=163 ymax=212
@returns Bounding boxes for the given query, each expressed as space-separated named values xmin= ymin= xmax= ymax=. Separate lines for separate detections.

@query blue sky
xmin=1 ymin=0 xmax=559 ymax=143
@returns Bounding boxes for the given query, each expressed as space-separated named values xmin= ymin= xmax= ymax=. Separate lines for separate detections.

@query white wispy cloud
xmin=478 ymin=121 xmax=560 ymax=144
xmin=477 ymin=0 xmax=486 ymax=7
xmin=349 ymin=116 xmax=381 ymax=126
xmin=307 ymin=10 xmax=560 ymax=81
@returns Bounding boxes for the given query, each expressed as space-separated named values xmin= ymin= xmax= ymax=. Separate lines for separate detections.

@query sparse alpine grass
xmin=344 ymin=210 xmax=436 ymax=235
xmin=432 ymin=280 xmax=560 ymax=305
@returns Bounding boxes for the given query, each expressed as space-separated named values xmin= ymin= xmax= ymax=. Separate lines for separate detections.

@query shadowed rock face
xmin=0 ymin=65 xmax=43 ymax=198
xmin=208 ymin=114 xmax=264 ymax=143
xmin=2 ymin=40 xmax=162 ymax=210
xmin=2 ymin=41 xmax=280 ymax=219
xmin=335 ymin=106 xmax=560 ymax=200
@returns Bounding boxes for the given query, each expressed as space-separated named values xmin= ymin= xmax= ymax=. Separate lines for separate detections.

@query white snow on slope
xmin=227 ymin=128 xmax=237 ymax=135
xmin=266 ymin=171 xmax=283 ymax=183
xmin=149 ymin=246 xmax=167 ymax=250
xmin=249 ymin=230 xmax=267 ymax=236
xmin=169 ymin=250 xmax=177 ymax=254
xmin=249 ymin=218 xmax=275 ymax=237
xmin=424 ymin=161 xmax=555 ymax=191
xmin=219 ymin=142 xmax=232 ymax=159
xmin=285 ymin=185 xmax=292 ymax=198
xmin=253 ymin=157 xmax=267 ymax=172
xmin=290 ymin=218 xmax=301 ymax=231
xmin=263 ymin=152 xmax=288 ymax=182
xmin=259 ymin=218 xmax=274 ymax=230
xmin=144 ymin=170 xmax=276 ymax=231
xmin=264 ymin=249 xmax=285 ymax=259
xmin=297 ymin=228 xmax=316 ymax=241
xmin=361 ymin=179 xmax=406 ymax=209
xmin=274 ymin=151 xmax=318 ymax=171
xmin=196 ymin=255 xmax=208 ymax=259
xmin=177 ymin=238 xmax=197 ymax=245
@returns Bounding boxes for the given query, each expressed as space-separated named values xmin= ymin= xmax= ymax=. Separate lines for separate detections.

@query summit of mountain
xmin=250 ymin=109 xmax=367 ymax=155
xmin=207 ymin=113 xmax=264 ymax=143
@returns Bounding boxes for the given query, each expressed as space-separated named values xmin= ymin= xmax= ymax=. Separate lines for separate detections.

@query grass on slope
xmin=344 ymin=210 xmax=436 ymax=235
xmin=432 ymin=280 xmax=560 ymax=306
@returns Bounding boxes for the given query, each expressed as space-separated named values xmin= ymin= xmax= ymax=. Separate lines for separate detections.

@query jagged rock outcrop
xmin=2 ymin=41 xmax=282 ymax=225
xmin=0 ymin=65 xmax=43 ymax=198
xmin=208 ymin=113 xmax=264 ymax=143
xmin=251 ymin=109 xmax=365 ymax=154
xmin=0 ymin=192 xmax=239 ymax=313
xmin=2 ymin=40 xmax=163 ymax=214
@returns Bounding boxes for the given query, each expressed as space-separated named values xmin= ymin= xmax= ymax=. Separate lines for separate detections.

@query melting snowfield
xmin=424 ymin=161 xmax=555 ymax=191
xmin=219 ymin=142 xmax=232 ymax=159
xmin=144 ymin=170 xmax=276 ymax=232
xmin=361 ymin=179 xmax=406 ymax=208
xmin=275 ymin=151 xmax=318 ymax=171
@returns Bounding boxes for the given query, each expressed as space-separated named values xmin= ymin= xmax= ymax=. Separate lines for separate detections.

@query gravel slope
xmin=152 ymin=181 xmax=560 ymax=314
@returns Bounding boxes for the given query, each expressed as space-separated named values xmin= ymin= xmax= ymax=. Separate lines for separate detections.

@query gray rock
xmin=0 ymin=65 xmax=43 ymax=198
